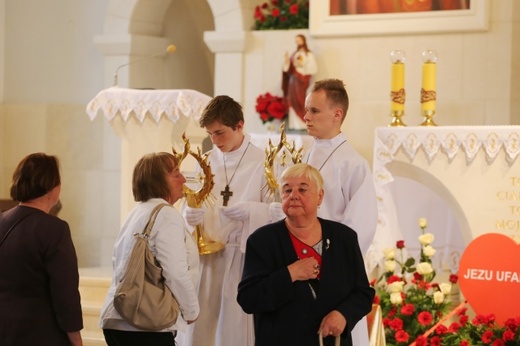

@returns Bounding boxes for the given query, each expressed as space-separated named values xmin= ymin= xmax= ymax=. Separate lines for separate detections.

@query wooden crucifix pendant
xmin=220 ymin=184 xmax=233 ymax=206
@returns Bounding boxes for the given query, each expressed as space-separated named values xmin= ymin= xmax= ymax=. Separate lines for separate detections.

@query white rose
xmin=433 ymin=291 xmax=445 ymax=304
xmin=384 ymin=260 xmax=396 ymax=272
xmin=439 ymin=283 xmax=452 ymax=295
xmin=390 ymin=292 xmax=403 ymax=305
xmin=383 ymin=248 xmax=396 ymax=260
xmin=416 ymin=262 xmax=433 ymax=275
xmin=387 ymin=281 xmax=405 ymax=293
xmin=419 ymin=233 xmax=435 ymax=246
xmin=423 ymin=245 xmax=436 ymax=257
xmin=418 ymin=218 xmax=428 ymax=229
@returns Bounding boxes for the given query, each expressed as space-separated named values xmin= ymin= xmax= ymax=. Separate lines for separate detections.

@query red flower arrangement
xmin=420 ymin=308 xmax=520 ymax=345
xmin=373 ymin=218 xmax=457 ymax=345
xmin=255 ymin=92 xmax=288 ymax=124
xmin=374 ymin=218 xmax=520 ymax=345
xmin=253 ymin=0 xmax=309 ymax=30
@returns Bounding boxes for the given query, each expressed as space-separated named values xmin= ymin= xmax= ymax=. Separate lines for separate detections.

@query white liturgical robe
xmin=305 ymin=133 xmax=378 ymax=346
xmin=179 ymin=134 xmax=270 ymax=346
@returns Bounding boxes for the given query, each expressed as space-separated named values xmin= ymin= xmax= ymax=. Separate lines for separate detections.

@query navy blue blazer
xmin=237 ymin=218 xmax=374 ymax=346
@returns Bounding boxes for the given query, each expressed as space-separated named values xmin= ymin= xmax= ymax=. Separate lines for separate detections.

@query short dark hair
xmin=10 ymin=153 xmax=61 ymax=202
xmin=199 ymin=95 xmax=244 ymax=129
xmin=132 ymin=152 xmax=179 ymax=202
xmin=311 ymin=79 xmax=349 ymax=121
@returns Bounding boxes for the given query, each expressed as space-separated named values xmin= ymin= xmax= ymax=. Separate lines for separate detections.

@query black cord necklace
xmin=306 ymin=140 xmax=347 ymax=171
xmin=221 ymin=142 xmax=250 ymax=206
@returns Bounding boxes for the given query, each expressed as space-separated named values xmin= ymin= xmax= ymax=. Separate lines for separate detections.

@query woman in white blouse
xmin=99 ymin=152 xmax=200 ymax=346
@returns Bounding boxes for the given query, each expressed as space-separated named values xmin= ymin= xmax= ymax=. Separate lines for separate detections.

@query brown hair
xmin=132 ymin=152 xmax=179 ymax=202
xmin=296 ymin=34 xmax=310 ymax=53
xmin=311 ymin=79 xmax=349 ymax=122
xmin=199 ymin=95 xmax=244 ymax=130
xmin=10 ymin=153 xmax=61 ymax=202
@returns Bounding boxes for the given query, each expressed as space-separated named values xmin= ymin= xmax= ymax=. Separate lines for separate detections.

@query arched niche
xmin=96 ymin=0 xmax=217 ymax=92
xmin=90 ymin=0 xmax=253 ymax=221
xmin=387 ymin=161 xmax=470 ymax=272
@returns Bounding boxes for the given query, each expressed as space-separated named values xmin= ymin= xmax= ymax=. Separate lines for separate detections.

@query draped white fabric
xmin=86 ymin=87 xmax=211 ymax=124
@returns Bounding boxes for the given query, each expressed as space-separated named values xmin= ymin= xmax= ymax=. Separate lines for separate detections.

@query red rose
xmin=389 ymin=318 xmax=403 ymax=331
xmin=272 ymin=8 xmax=280 ymax=17
xmin=400 ymin=303 xmax=414 ymax=316
xmin=259 ymin=112 xmax=270 ymax=122
xmin=491 ymin=339 xmax=505 ymax=346
xmin=394 ymin=330 xmax=409 ymax=343
xmin=266 ymin=100 xmax=287 ymax=120
xmin=459 ymin=314 xmax=469 ymax=325
xmin=261 ymin=2 xmax=268 ymax=9
xmin=418 ymin=311 xmax=433 ymax=326
xmin=447 ymin=321 xmax=461 ymax=333
xmin=434 ymin=324 xmax=448 ymax=335
xmin=503 ymin=329 xmax=515 ymax=341
xmin=415 ymin=335 xmax=427 ymax=346
xmin=460 ymin=341 xmax=469 ymax=346
xmin=387 ymin=307 xmax=396 ymax=318
xmin=505 ymin=317 xmax=519 ymax=330
xmin=382 ymin=317 xmax=391 ymax=327
xmin=373 ymin=295 xmax=380 ymax=304
xmin=254 ymin=6 xmax=262 ymax=20
xmin=481 ymin=330 xmax=494 ymax=343
xmin=289 ymin=4 xmax=299 ymax=15
xmin=429 ymin=336 xmax=441 ymax=346
xmin=387 ymin=275 xmax=402 ymax=284
xmin=449 ymin=273 xmax=458 ymax=283
xmin=271 ymin=0 xmax=279 ymax=5
xmin=396 ymin=240 xmax=405 ymax=249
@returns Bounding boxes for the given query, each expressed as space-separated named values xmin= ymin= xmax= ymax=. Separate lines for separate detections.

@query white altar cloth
xmin=368 ymin=126 xmax=520 ymax=273
xmin=86 ymin=87 xmax=211 ymax=124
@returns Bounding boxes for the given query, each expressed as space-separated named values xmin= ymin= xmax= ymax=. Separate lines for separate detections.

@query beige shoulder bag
xmin=114 ymin=203 xmax=180 ymax=331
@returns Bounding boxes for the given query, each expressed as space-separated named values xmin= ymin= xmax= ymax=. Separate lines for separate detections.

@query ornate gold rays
xmin=263 ymin=123 xmax=303 ymax=201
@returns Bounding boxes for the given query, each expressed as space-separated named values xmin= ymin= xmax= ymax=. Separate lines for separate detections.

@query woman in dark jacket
xmin=237 ymin=163 xmax=374 ymax=346
xmin=0 ymin=153 xmax=83 ymax=346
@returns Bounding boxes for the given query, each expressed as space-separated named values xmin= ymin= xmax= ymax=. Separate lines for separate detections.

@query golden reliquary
xmin=172 ymin=133 xmax=224 ymax=255
xmin=262 ymin=123 xmax=304 ymax=202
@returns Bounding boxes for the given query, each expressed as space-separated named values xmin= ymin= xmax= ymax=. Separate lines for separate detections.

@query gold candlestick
xmin=421 ymin=50 xmax=438 ymax=126
xmin=389 ymin=50 xmax=406 ymax=127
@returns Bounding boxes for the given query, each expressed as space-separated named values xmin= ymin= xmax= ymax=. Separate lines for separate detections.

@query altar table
xmin=367 ymin=126 xmax=520 ymax=273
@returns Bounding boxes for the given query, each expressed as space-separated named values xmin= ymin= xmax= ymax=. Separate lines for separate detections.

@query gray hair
xmin=280 ymin=163 xmax=324 ymax=191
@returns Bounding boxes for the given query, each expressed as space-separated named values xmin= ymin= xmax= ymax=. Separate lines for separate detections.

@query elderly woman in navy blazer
xmin=237 ymin=163 xmax=374 ymax=346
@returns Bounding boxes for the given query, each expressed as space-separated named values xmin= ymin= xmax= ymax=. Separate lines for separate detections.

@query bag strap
xmin=0 ymin=210 xmax=39 ymax=248
xmin=319 ymin=332 xmax=341 ymax=346
xmin=141 ymin=203 xmax=171 ymax=238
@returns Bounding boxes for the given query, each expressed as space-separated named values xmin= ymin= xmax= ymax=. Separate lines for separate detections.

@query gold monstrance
xmin=263 ymin=123 xmax=303 ymax=201
xmin=173 ymin=134 xmax=224 ymax=255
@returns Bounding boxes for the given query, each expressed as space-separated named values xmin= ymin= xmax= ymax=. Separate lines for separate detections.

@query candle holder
xmin=389 ymin=50 xmax=406 ymax=127
xmin=420 ymin=50 xmax=438 ymax=126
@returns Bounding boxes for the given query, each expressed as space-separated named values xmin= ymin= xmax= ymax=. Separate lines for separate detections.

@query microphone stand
xmin=113 ymin=45 xmax=176 ymax=87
